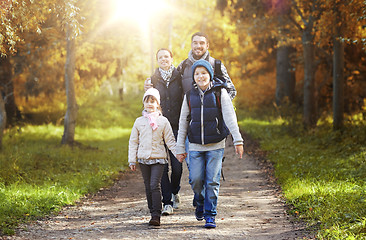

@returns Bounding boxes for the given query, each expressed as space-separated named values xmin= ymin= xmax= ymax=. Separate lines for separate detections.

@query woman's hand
xmin=144 ymin=78 xmax=153 ymax=91
xmin=235 ymin=145 xmax=244 ymax=159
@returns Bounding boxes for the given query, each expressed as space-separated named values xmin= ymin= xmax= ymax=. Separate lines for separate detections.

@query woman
xmin=146 ymin=48 xmax=184 ymax=215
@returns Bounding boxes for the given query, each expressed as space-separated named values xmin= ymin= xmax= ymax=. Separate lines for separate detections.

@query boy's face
xmin=157 ymin=50 xmax=173 ymax=71
xmin=191 ymin=36 xmax=209 ymax=59
xmin=194 ymin=66 xmax=211 ymax=91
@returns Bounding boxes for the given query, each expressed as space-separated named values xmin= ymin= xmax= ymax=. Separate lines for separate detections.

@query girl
xmin=128 ymin=88 xmax=177 ymax=226
xmin=176 ymin=60 xmax=244 ymax=228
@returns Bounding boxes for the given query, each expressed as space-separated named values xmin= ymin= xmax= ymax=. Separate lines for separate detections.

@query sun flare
xmin=113 ymin=0 xmax=168 ymax=31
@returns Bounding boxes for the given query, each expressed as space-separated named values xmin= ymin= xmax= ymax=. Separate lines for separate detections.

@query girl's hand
xmin=235 ymin=145 xmax=244 ymax=159
xmin=130 ymin=165 xmax=136 ymax=171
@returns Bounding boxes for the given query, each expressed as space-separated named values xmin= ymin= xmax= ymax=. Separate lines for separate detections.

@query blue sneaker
xmin=195 ymin=205 xmax=204 ymax=221
xmin=204 ymin=217 xmax=216 ymax=228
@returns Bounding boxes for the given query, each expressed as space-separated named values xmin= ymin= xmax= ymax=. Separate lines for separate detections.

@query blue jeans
xmin=161 ymin=130 xmax=183 ymax=206
xmin=189 ymin=148 xmax=224 ymax=218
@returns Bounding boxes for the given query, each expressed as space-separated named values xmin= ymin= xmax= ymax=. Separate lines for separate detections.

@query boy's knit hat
xmin=143 ymin=88 xmax=160 ymax=104
xmin=192 ymin=59 xmax=214 ymax=81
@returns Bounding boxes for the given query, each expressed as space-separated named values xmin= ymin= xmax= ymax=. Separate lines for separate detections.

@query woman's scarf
xmin=159 ymin=65 xmax=174 ymax=87
xmin=142 ymin=110 xmax=160 ymax=130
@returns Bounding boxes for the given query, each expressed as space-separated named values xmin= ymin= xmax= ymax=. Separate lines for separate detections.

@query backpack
xmin=179 ymin=58 xmax=224 ymax=79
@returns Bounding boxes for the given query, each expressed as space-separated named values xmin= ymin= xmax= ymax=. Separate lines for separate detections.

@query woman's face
xmin=144 ymin=96 xmax=159 ymax=113
xmin=157 ymin=50 xmax=173 ymax=71
xmin=194 ymin=66 xmax=211 ymax=91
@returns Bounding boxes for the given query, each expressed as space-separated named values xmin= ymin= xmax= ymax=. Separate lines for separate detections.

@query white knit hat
xmin=143 ymin=88 xmax=160 ymax=104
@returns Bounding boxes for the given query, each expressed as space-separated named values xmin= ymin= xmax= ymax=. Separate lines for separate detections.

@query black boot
xmin=149 ymin=216 xmax=161 ymax=226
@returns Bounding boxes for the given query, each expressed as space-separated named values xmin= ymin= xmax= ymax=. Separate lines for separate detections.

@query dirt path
xmin=7 ymin=134 xmax=313 ymax=240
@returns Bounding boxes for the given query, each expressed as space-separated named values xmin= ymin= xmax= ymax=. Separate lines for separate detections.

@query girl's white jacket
xmin=128 ymin=114 xmax=176 ymax=166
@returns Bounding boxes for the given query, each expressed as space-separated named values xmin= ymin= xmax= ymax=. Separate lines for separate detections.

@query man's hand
xmin=144 ymin=78 xmax=153 ymax=91
xmin=130 ymin=165 xmax=136 ymax=171
xmin=235 ymin=145 xmax=244 ymax=159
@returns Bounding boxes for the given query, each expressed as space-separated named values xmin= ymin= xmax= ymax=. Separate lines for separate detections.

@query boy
xmin=176 ymin=60 xmax=244 ymax=228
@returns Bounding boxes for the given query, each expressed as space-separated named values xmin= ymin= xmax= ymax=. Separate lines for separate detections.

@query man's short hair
xmin=191 ymin=32 xmax=209 ymax=43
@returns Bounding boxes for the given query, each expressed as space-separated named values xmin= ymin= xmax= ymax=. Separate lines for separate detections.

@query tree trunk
xmin=61 ymin=24 xmax=78 ymax=145
xmin=276 ymin=46 xmax=296 ymax=105
xmin=0 ymin=56 xmax=18 ymax=125
xmin=302 ymin=28 xmax=317 ymax=128
xmin=275 ymin=4 xmax=296 ymax=106
xmin=332 ymin=4 xmax=344 ymax=130
xmin=0 ymin=96 xmax=6 ymax=149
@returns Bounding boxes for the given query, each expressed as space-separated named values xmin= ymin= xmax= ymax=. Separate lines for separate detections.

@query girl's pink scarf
xmin=142 ymin=111 xmax=160 ymax=130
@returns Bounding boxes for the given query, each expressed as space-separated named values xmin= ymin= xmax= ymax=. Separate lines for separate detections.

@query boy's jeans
xmin=188 ymin=148 xmax=224 ymax=218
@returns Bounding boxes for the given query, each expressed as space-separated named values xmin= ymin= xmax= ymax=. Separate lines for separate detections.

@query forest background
xmin=0 ymin=0 xmax=365 ymax=239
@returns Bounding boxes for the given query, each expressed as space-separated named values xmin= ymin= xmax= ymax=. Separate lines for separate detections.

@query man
xmin=177 ymin=32 xmax=236 ymax=99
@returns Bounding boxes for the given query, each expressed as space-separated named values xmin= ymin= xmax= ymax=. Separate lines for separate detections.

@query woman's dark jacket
xmin=151 ymin=67 xmax=183 ymax=131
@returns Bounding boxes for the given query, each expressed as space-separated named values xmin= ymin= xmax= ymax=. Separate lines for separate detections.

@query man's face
xmin=191 ymin=36 xmax=209 ymax=59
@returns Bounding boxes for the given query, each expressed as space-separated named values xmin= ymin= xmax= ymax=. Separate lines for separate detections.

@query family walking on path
xmin=6 ymin=32 xmax=313 ymax=239
xmin=136 ymin=32 xmax=243 ymax=228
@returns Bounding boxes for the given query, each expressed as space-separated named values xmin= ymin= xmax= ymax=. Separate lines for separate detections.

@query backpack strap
xmin=178 ymin=59 xmax=189 ymax=75
xmin=185 ymin=90 xmax=191 ymax=121
xmin=214 ymin=88 xmax=222 ymax=109
xmin=214 ymin=59 xmax=222 ymax=77
xmin=186 ymin=90 xmax=191 ymax=111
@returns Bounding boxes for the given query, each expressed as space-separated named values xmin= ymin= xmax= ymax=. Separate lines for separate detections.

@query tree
xmin=289 ymin=0 xmax=325 ymax=128
xmin=332 ymin=1 xmax=344 ymax=130
xmin=275 ymin=0 xmax=296 ymax=105
xmin=56 ymin=1 xmax=82 ymax=145
xmin=0 ymin=0 xmax=48 ymax=148
xmin=61 ymin=23 xmax=78 ymax=145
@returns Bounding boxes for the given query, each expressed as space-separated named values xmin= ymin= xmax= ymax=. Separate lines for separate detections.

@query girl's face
xmin=144 ymin=96 xmax=159 ymax=113
xmin=157 ymin=50 xmax=173 ymax=71
xmin=194 ymin=66 xmax=211 ymax=91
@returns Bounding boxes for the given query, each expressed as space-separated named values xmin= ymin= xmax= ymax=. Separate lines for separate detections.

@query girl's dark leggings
xmin=139 ymin=163 xmax=165 ymax=217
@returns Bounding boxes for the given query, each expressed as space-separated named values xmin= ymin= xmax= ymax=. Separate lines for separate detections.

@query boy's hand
xmin=235 ymin=145 xmax=244 ymax=159
xmin=177 ymin=153 xmax=187 ymax=163
xmin=130 ymin=165 xmax=136 ymax=171
xmin=144 ymin=78 xmax=153 ymax=91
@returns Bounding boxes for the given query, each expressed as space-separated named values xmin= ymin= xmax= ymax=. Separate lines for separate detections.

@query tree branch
xmin=292 ymin=0 xmax=308 ymax=27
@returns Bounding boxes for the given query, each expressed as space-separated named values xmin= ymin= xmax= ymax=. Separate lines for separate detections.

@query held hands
xmin=144 ymin=78 xmax=153 ymax=91
xmin=176 ymin=153 xmax=187 ymax=163
xmin=235 ymin=145 xmax=244 ymax=159
xmin=130 ymin=165 xmax=136 ymax=171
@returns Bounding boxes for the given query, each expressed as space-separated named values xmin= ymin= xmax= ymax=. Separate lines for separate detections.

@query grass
xmin=239 ymin=115 xmax=366 ymax=239
xmin=1 ymin=93 xmax=365 ymax=238
xmin=0 ymin=92 xmax=142 ymax=235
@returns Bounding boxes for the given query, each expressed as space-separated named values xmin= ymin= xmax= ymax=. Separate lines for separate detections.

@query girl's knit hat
xmin=143 ymin=88 xmax=160 ymax=104
xmin=191 ymin=59 xmax=214 ymax=81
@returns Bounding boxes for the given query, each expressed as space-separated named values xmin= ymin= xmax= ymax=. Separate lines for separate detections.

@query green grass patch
xmin=239 ymin=117 xmax=366 ymax=239
xmin=0 ymin=93 xmax=142 ymax=235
